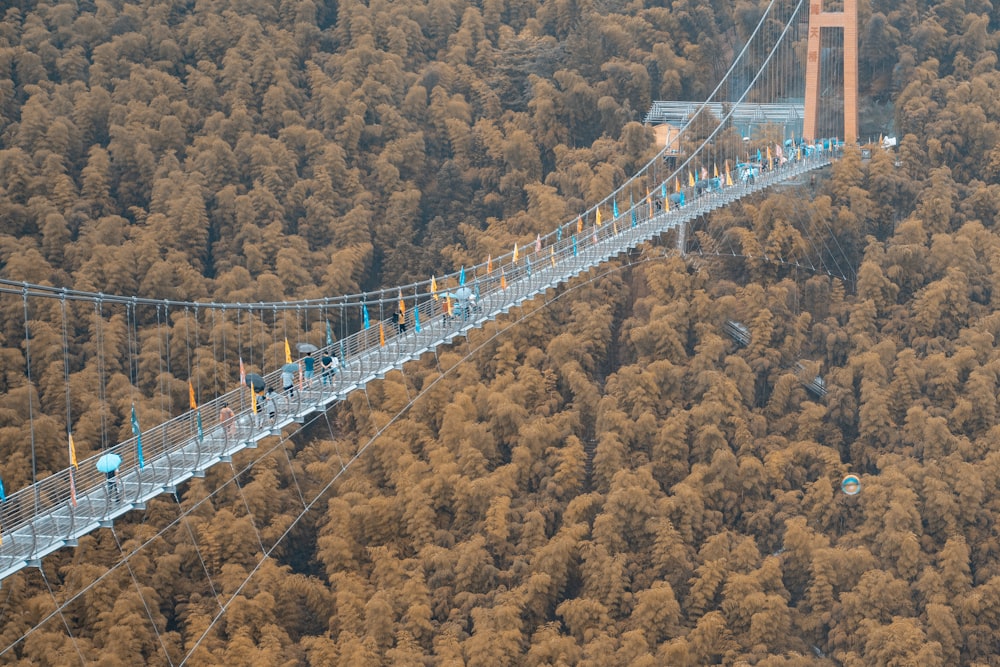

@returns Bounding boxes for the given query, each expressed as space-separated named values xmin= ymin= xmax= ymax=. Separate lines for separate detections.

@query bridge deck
xmin=0 ymin=155 xmax=830 ymax=582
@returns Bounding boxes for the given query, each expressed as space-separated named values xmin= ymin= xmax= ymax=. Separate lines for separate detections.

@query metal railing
xmin=0 ymin=152 xmax=832 ymax=581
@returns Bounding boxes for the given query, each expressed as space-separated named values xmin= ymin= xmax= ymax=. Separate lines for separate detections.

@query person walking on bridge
xmin=219 ymin=402 xmax=236 ymax=439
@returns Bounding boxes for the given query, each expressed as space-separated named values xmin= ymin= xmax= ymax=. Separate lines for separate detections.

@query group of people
xmin=250 ymin=352 xmax=341 ymax=427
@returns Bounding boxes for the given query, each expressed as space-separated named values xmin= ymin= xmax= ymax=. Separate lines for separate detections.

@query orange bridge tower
xmin=803 ymin=0 xmax=858 ymax=144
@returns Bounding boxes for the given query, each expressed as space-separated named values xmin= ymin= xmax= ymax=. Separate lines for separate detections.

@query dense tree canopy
xmin=2 ymin=0 xmax=1000 ymax=664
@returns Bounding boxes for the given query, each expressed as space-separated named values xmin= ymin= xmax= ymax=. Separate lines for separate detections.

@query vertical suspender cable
xmin=95 ymin=298 xmax=108 ymax=451
xmin=184 ymin=306 xmax=193 ymax=397
xmin=193 ymin=306 xmax=201 ymax=407
xmin=211 ymin=308 xmax=219 ymax=399
xmin=24 ymin=287 xmax=38 ymax=518
xmin=60 ymin=294 xmax=73 ymax=474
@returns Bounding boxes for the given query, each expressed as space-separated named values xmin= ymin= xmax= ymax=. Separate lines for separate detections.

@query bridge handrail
xmin=0 ymin=152 xmax=834 ymax=555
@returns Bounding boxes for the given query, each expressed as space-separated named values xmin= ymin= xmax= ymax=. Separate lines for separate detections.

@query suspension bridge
xmin=0 ymin=150 xmax=837 ymax=582
xmin=0 ymin=4 xmax=858 ymax=652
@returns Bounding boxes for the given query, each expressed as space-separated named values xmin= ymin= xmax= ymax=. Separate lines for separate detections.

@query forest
xmin=2 ymin=0 xmax=1000 ymax=664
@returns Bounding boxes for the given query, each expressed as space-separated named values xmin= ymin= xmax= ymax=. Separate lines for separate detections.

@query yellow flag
xmin=726 ymin=168 xmax=733 ymax=187
xmin=250 ymin=387 xmax=257 ymax=414
xmin=379 ymin=322 xmax=385 ymax=347
xmin=550 ymin=246 xmax=556 ymax=267
xmin=513 ymin=243 xmax=519 ymax=262
xmin=284 ymin=338 xmax=292 ymax=364
xmin=646 ymin=188 xmax=652 ymax=217
xmin=596 ymin=207 xmax=602 ymax=227
xmin=487 ymin=255 xmax=492 ymax=272
xmin=398 ymin=290 xmax=405 ymax=315
xmin=445 ymin=294 xmax=453 ymax=315
xmin=68 ymin=432 xmax=78 ymax=468
xmin=431 ymin=275 xmax=438 ymax=300
xmin=665 ymin=195 xmax=670 ymax=212
xmin=500 ymin=269 xmax=507 ymax=290
xmin=675 ymin=177 xmax=681 ymax=193
xmin=688 ymin=171 xmax=695 ymax=187
xmin=613 ymin=218 xmax=618 ymax=234
xmin=714 ymin=163 xmax=719 ymax=178
xmin=189 ymin=380 xmax=197 ymax=409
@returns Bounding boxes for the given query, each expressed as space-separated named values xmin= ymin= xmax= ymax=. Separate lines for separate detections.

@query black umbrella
xmin=244 ymin=373 xmax=266 ymax=391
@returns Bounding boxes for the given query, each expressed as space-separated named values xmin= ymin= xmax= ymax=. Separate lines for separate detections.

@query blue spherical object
xmin=841 ymin=474 xmax=861 ymax=496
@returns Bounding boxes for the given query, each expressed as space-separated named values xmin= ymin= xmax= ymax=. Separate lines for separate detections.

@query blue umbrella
xmin=96 ymin=453 xmax=122 ymax=474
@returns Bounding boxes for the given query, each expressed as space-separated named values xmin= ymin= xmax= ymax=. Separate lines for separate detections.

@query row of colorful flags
xmin=7 ymin=149 xmax=803 ymax=514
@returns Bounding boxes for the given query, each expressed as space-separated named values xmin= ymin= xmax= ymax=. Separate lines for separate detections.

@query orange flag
xmin=189 ymin=380 xmax=197 ymax=409
xmin=487 ymin=255 xmax=492 ymax=272
xmin=445 ymin=295 xmax=453 ymax=315
xmin=398 ymin=290 xmax=405 ymax=315
xmin=577 ymin=216 xmax=583 ymax=233
xmin=379 ymin=322 xmax=385 ymax=346
xmin=550 ymin=246 xmax=556 ymax=267
xmin=500 ymin=269 xmax=507 ymax=290
xmin=513 ymin=243 xmax=519 ymax=263
xmin=431 ymin=275 xmax=438 ymax=300
xmin=68 ymin=432 xmax=78 ymax=468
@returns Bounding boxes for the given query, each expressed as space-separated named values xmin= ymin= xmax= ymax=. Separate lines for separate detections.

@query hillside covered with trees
xmin=2 ymin=0 xmax=1000 ymax=664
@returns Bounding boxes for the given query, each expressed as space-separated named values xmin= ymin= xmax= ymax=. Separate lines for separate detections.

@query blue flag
xmin=0 ymin=474 xmax=6 ymax=502
xmin=630 ymin=193 xmax=636 ymax=227
xmin=362 ymin=304 xmax=370 ymax=329
xmin=459 ymin=266 xmax=466 ymax=286
xmin=526 ymin=256 xmax=532 ymax=277
xmin=572 ymin=235 xmax=578 ymax=256
xmin=613 ymin=199 xmax=619 ymax=219
xmin=196 ymin=409 xmax=204 ymax=443
xmin=131 ymin=404 xmax=144 ymax=469
xmin=556 ymin=226 xmax=562 ymax=241
xmin=326 ymin=320 xmax=333 ymax=347
xmin=414 ymin=307 xmax=421 ymax=333
xmin=661 ymin=182 xmax=667 ymax=200
xmin=756 ymin=148 xmax=762 ymax=163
